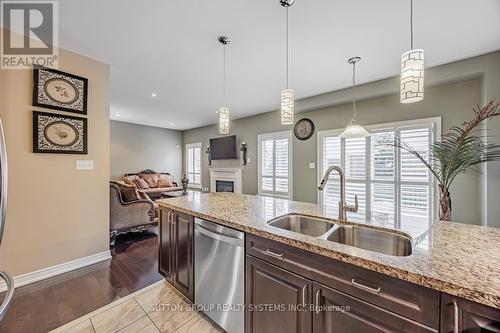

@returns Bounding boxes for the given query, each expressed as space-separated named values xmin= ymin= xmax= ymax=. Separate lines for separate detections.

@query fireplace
xmin=216 ymin=180 xmax=234 ymax=193
xmin=209 ymin=168 xmax=242 ymax=193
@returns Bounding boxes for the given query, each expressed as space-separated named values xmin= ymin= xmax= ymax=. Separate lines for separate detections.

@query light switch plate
xmin=76 ymin=160 xmax=94 ymax=170
xmin=309 ymin=162 xmax=315 ymax=169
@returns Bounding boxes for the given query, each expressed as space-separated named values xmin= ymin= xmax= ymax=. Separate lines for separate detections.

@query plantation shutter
xmin=260 ymin=139 xmax=274 ymax=192
xmin=275 ymin=138 xmax=290 ymax=193
xmin=259 ymin=132 xmax=292 ymax=198
xmin=321 ymin=136 xmax=341 ymax=216
xmin=319 ymin=120 xmax=436 ymax=234
xmin=186 ymin=143 xmax=202 ymax=188
xmin=399 ymin=127 xmax=431 ymax=233
xmin=370 ymin=130 xmax=396 ymax=226
xmin=344 ymin=138 xmax=367 ymax=222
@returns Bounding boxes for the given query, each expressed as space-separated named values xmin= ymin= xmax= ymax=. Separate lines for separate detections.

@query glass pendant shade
xmin=339 ymin=119 xmax=370 ymax=138
xmin=340 ymin=57 xmax=368 ymax=139
xmin=218 ymin=107 xmax=229 ymax=134
xmin=400 ymin=49 xmax=424 ymax=104
xmin=280 ymin=89 xmax=294 ymax=125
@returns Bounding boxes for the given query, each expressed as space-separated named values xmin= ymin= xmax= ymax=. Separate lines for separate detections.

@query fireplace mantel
xmin=209 ymin=167 xmax=242 ymax=194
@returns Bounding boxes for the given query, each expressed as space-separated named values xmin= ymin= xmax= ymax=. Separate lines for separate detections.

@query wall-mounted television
xmin=210 ymin=135 xmax=237 ymax=160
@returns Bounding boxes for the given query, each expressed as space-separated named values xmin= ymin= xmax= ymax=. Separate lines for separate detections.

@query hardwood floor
xmin=0 ymin=232 xmax=163 ymax=333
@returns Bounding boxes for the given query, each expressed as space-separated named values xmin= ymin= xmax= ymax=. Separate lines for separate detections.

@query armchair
xmin=110 ymin=181 xmax=158 ymax=246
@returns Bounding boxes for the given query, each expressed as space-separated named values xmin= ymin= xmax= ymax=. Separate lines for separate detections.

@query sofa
xmin=123 ymin=170 xmax=182 ymax=199
xmin=109 ymin=181 xmax=158 ymax=246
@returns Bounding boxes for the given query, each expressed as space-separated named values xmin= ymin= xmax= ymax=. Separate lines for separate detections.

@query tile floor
xmin=50 ymin=281 xmax=224 ymax=333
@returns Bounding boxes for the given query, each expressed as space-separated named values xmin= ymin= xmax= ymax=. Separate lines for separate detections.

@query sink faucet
xmin=318 ymin=165 xmax=358 ymax=221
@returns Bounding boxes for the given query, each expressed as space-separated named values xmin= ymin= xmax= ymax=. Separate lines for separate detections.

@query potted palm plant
xmin=394 ymin=100 xmax=500 ymax=221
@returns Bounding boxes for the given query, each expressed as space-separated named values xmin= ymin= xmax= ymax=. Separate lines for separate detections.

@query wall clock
xmin=294 ymin=118 xmax=315 ymax=140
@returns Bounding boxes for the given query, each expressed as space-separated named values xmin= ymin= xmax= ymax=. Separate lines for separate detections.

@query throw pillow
xmin=140 ymin=174 xmax=159 ymax=188
xmin=158 ymin=174 xmax=173 ymax=187
xmin=120 ymin=186 xmax=140 ymax=202
xmin=123 ymin=175 xmax=138 ymax=186
xmin=134 ymin=177 xmax=150 ymax=189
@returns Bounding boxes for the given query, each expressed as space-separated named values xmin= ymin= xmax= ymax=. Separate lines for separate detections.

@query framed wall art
xmin=33 ymin=66 xmax=88 ymax=115
xmin=33 ymin=111 xmax=88 ymax=154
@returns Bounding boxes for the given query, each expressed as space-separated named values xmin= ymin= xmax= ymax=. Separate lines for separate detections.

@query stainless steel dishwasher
xmin=194 ymin=218 xmax=244 ymax=333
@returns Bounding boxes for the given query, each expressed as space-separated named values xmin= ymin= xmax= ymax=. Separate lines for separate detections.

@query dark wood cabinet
xmin=313 ymin=282 xmax=435 ymax=333
xmin=158 ymin=209 xmax=194 ymax=301
xmin=245 ymin=235 xmax=445 ymax=333
xmin=246 ymin=234 xmax=439 ymax=329
xmin=159 ymin=209 xmax=173 ymax=279
xmin=171 ymin=211 xmax=194 ymax=301
xmin=441 ymin=293 xmax=500 ymax=333
xmin=157 ymin=215 xmax=500 ymax=332
xmin=246 ymin=255 xmax=312 ymax=333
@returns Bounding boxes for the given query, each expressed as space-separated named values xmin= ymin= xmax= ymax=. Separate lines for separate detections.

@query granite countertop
xmin=157 ymin=192 xmax=500 ymax=309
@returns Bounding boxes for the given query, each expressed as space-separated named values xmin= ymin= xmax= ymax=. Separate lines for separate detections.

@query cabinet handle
xmin=453 ymin=300 xmax=459 ymax=333
xmin=171 ymin=213 xmax=176 ymax=225
xmin=351 ymin=278 xmax=382 ymax=294
xmin=166 ymin=211 xmax=171 ymax=224
xmin=264 ymin=249 xmax=284 ymax=259
xmin=315 ymin=290 xmax=322 ymax=315
xmin=302 ymin=285 xmax=307 ymax=308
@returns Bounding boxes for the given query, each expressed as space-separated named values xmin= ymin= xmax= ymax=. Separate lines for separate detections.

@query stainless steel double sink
xmin=267 ymin=214 xmax=412 ymax=257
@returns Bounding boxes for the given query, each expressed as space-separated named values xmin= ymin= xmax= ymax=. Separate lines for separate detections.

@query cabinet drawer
xmin=246 ymin=234 xmax=439 ymax=329
xmin=314 ymin=282 xmax=436 ymax=333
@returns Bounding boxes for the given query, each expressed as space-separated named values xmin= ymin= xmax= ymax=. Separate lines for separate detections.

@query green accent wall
xmin=183 ymin=51 xmax=500 ymax=227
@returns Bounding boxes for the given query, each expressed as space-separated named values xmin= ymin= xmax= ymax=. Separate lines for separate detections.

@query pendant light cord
xmin=285 ymin=6 xmax=289 ymax=89
xmin=222 ymin=44 xmax=226 ymax=106
xmin=352 ymin=60 xmax=357 ymax=121
xmin=410 ymin=0 xmax=414 ymax=49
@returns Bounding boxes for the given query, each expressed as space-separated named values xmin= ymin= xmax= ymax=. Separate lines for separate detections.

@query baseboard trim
xmin=0 ymin=250 xmax=111 ymax=292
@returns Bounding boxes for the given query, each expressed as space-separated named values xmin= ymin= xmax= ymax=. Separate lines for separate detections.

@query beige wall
xmin=0 ymin=38 xmax=110 ymax=276
xmin=110 ymin=121 xmax=182 ymax=181
xmin=183 ymin=80 xmax=482 ymax=225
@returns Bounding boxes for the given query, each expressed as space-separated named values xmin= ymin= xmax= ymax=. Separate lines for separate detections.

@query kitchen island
xmin=157 ymin=192 xmax=500 ymax=333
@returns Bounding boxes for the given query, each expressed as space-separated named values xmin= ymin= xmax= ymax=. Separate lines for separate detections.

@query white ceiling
xmin=58 ymin=0 xmax=500 ymax=130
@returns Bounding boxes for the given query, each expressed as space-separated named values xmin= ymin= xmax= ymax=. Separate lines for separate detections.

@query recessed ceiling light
xmin=115 ymin=113 xmax=120 ymax=117
xmin=151 ymin=92 xmax=157 ymax=97
xmin=170 ymin=122 xmax=174 ymax=126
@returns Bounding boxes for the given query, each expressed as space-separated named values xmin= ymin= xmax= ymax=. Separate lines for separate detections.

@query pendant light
xmin=340 ymin=57 xmax=369 ymax=139
xmin=280 ymin=0 xmax=295 ymax=125
xmin=218 ymin=36 xmax=230 ymax=134
xmin=400 ymin=0 xmax=424 ymax=104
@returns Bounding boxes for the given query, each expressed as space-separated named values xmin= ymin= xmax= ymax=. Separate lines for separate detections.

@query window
xmin=258 ymin=131 xmax=292 ymax=198
xmin=186 ymin=142 xmax=202 ymax=189
xmin=318 ymin=118 xmax=440 ymax=234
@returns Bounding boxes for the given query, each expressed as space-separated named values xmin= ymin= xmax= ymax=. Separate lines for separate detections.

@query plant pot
xmin=439 ymin=185 xmax=452 ymax=221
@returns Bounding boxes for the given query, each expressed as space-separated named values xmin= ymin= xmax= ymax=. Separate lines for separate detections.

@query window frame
xmin=185 ymin=142 xmax=202 ymax=189
xmin=317 ymin=117 xmax=441 ymax=228
xmin=258 ymin=131 xmax=293 ymax=199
